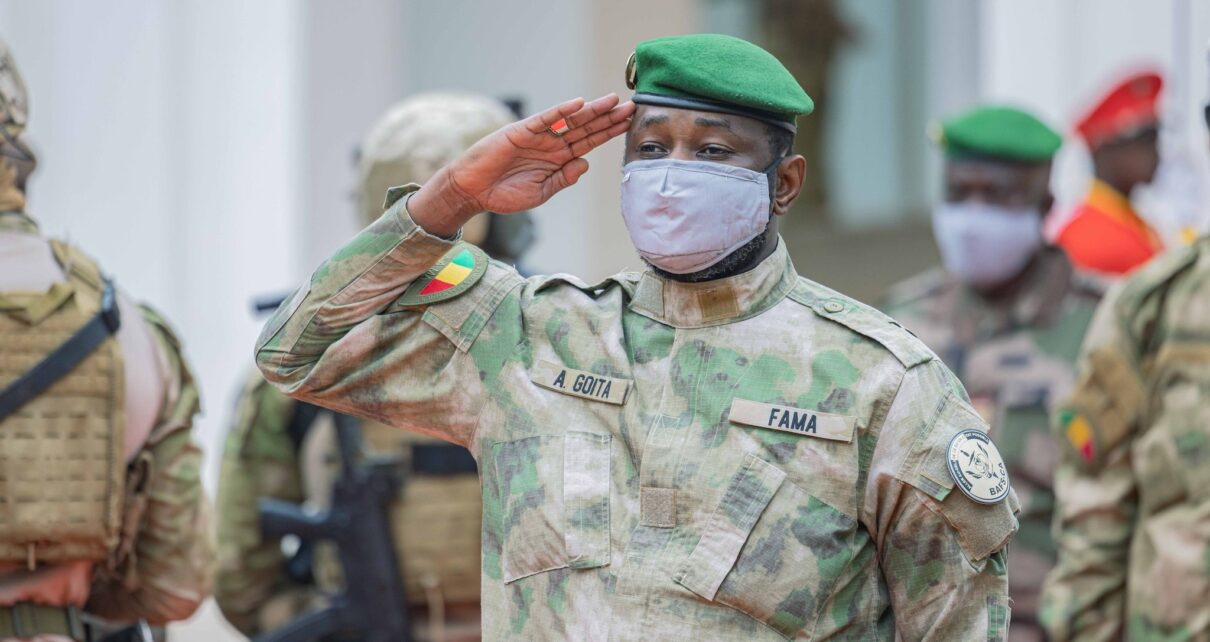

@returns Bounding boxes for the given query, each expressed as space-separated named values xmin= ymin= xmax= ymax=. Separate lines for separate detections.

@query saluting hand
xmin=409 ymin=94 xmax=635 ymax=237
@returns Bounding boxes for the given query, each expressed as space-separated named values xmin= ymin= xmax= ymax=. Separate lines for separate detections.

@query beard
xmin=648 ymin=225 xmax=771 ymax=283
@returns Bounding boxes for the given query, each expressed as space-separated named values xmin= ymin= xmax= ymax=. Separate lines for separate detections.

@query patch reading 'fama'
xmin=728 ymin=399 xmax=855 ymax=442
xmin=532 ymin=360 xmax=630 ymax=405
xmin=947 ymin=429 xmax=1010 ymax=504
xmin=399 ymin=243 xmax=488 ymax=306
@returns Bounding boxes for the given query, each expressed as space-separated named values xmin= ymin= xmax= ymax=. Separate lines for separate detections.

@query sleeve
xmin=1040 ymin=286 xmax=1143 ymax=642
xmin=86 ymin=306 xmax=215 ymax=624
xmin=213 ymin=371 xmax=310 ymax=636
xmin=864 ymin=359 xmax=1019 ymax=641
xmin=254 ymin=185 xmax=525 ymax=448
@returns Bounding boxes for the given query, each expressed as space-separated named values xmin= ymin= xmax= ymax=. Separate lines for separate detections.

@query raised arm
xmin=254 ymin=95 xmax=633 ymax=444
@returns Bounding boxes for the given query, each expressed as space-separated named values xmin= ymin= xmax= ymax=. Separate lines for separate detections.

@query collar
xmin=0 ymin=210 xmax=38 ymax=234
xmin=956 ymin=246 xmax=1073 ymax=334
xmin=1085 ymin=179 xmax=1162 ymax=249
xmin=629 ymin=237 xmax=798 ymax=328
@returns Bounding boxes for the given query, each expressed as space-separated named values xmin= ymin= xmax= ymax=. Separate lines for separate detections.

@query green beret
xmin=627 ymin=34 xmax=813 ymax=132
xmin=934 ymin=105 xmax=1062 ymax=162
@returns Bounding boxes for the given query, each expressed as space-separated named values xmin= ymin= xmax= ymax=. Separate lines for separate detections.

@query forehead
xmin=631 ymin=104 xmax=767 ymax=137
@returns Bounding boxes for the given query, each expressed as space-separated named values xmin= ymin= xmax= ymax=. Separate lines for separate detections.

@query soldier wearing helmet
xmin=0 ymin=37 xmax=214 ymax=642
xmin=215 ymin=91 xmax=535 ymax=642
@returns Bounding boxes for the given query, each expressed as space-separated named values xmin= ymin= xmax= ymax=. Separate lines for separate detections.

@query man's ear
xmin=772 ymin=155 xmax=806 ymax=216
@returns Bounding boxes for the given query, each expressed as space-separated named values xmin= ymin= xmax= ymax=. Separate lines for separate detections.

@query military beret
xmin=626 ymin=34 xmax=813 ymax=133
xmin=934 ymin=105 xmax=1062 ymax=163
xmin=1076 ymin=71 xmax=1162 ymax=149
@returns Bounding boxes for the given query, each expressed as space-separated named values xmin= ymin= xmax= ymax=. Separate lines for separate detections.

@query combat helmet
xmin=356 ymin=91 xmax=535 ymax=263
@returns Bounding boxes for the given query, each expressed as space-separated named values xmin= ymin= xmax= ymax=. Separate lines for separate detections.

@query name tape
xmin=728 ymin=398 xmax=854 ymax=442
xmin=533 ymin=360 xmax=630 ymax=405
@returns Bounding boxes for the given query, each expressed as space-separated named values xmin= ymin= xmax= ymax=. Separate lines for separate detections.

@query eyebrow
xmin=694 ymin=116 xmax=732 ymax=130
xmin=636 ymin=114 xmax=670 ymax=128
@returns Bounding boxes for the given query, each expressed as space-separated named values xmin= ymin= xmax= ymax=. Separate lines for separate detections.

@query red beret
xmin=1075 ymin=71 xmax=1163 ymax=149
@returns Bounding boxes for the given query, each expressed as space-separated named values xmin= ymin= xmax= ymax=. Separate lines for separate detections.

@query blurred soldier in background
xmin=1041 ymin=56 xmax=1210 ymax=642
xmin=1056 ymin=71 xmax=1165 ymax=276
xmin=0 ymin=37 xmax=213 ymax=642
xmin=883 ymin=105 xmax=1100 ymax=641
xmin=214 ymin=91 xmax=534 ymax=642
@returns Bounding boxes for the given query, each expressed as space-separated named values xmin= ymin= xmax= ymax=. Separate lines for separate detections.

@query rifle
xmin=255 ymin=411 xmax=412 ymax=642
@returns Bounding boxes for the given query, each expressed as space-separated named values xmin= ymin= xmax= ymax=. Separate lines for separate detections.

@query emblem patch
xmin=728 ymin=399 xmax=855 ymax=442
xmin=947 ymin=429 xmax=1010 ymax=504
xmin=399 ymin=243 xmax=488 ymax=306
xmin=532 ymin=360 xmax=630 ymax=405
xmin=1060 ymin=410 xmax=1096 ymax=464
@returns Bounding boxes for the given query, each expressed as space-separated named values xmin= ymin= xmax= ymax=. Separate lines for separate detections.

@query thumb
xmin=545 ymin=158 xmax=590 ymax=197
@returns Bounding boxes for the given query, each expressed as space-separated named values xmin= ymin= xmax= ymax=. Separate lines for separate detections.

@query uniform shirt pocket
xmin=674 ymin=452 xmax=859 ymax=639
xmin=486 ymin=431 xmax=611 ymax=583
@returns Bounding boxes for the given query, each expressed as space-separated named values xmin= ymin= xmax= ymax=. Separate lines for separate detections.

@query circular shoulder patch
xmin=947 ymin=429 xmax=1010 ymax=504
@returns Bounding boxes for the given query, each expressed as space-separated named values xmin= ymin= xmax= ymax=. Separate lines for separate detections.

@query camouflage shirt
xmin=256 ymin=185 xmax=1019 ymax=641
xmin=1042 ymin=236 xmax=1210 ymax=641
xmin=882 ymin=247 xmax=1100 ymax=632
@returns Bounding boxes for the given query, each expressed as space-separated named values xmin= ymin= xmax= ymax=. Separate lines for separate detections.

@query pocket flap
xmin=674 ymin=453 xmax=785 ymax=600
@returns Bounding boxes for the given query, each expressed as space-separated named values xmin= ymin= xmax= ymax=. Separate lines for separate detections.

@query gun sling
xmin=0 ymin=278 xmax=120 ymax=423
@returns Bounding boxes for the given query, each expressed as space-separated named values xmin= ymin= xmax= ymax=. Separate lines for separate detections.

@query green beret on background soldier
xmin=0 ymin=36 xmax=214 ymax=642
xmin=215 ymin=91 xmax=532 ymax=642
xmin=882 ymin=105 xmax=1100 ymax=641
xmin=1040 ymin=51 xmax=1210 ymax=642
xmin=255 ymin=34 xmax=1020 ymax=640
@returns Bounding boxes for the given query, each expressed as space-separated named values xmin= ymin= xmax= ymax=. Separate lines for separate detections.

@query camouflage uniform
xmin=1042 ymin=236 xmax=1210 ymax=641
xmin=883 ymin=247 xmax=1100 ymax=638
xmin=215 ymin=92 xmax=520 ymax=641
xmin=254 ymin=184 xmax=1020 ymax=641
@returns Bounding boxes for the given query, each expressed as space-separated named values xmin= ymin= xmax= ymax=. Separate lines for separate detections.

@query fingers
xmin=524 ymin=97 xmax=587 ymax=134
xmin=564 ymin=93 xmax=621 ymax=130
xmin=569 ymin=118 xmax=632 ymax=158
xmin=563 ymin=100 xmax=635 ymax=144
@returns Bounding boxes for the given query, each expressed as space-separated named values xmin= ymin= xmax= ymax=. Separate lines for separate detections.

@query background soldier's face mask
xmin=620 ymin=158 xmax=776 ymax=274
xmin=931 ymin=201 xmax=1043 ymax=288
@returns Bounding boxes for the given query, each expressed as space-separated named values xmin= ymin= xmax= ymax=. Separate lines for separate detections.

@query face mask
xmin=620 ymin=158 xmax=778 ymax=274
xmin=931 ymin=202 xmax=1043 ymax=288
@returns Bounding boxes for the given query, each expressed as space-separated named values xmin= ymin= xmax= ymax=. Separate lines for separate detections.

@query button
xmin=823 ymin=301 xmax=845 ymax=314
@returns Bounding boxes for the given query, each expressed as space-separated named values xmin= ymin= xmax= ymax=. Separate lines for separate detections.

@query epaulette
xmin=532 ymin=271 xmax=639 ymax=299
xmin=788 ymin=278 xmax=935 ymax=369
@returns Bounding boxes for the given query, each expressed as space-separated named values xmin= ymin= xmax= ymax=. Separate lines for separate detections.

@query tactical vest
xmin=0 ymin=226 xmax=125 ymax=567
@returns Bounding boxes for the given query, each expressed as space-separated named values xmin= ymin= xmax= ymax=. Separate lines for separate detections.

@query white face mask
xmin=620 ymin=158 xmax=776 ymax=275
xmin=931 ymin=202 xmax=1043 ymax=288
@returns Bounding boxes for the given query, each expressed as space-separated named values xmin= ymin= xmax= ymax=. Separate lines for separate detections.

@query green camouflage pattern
xmin=882 ymin=247 xmax=1100 ymax=636
xmin=1042 ymin=236 xmax=1210 ymax=641
xmin=85 ymin=304 xmax=215 ymax=624
xmin=255 ymin=185 xmax=1019 ymax=641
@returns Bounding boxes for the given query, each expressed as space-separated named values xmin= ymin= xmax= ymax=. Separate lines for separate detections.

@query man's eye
xmin=700 ymin=145 xmax=731 ymax=157
xmin=637 ymin=143 xmax=666 ymax=155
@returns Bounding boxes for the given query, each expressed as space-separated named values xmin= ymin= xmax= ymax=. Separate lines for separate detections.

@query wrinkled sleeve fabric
xmin=255 ymin=185 xmax=524 ymax=448
xmin=864 ymin=359 xmax=1018 ymax=641
xmin=1041 ymin=285 xmax=1140 ymax=642
xmin=86 ymin=306 xmax=215 ymax=624
xmin=214 ymin=371 xmax=309 ymax=636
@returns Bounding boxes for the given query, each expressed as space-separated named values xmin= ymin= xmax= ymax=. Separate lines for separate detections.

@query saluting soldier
xmin=256 ymin=34 xmax=1019 ymax=640
xmin=883 ymin=106 xmax=1101 ymax=641
xmin=0 ymin=37 xmax=213 ymax=642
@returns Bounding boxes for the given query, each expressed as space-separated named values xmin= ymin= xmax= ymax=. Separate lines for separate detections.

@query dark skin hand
xmin=943 ymin=157 xmax=1053 ymax=297
xmin=409 ymin=96 xmax=807 ymax=283
xmin=623 ymin=105 xmax=806 ymax=280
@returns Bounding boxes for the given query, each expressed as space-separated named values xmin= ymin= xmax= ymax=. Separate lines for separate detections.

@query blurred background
xmin=2 ymin=0 xmax=1209 ymax=639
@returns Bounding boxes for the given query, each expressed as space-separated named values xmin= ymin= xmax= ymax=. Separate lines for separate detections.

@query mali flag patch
xmin=1059 ymin=408 xmax=1096 ymax=465
xmin=399 ymin=243 xmax=488 ymax=306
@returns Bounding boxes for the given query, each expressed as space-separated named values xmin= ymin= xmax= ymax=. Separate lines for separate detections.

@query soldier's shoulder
xmin=880 ymin=267 xmax=953 ymax=313
xmin=1116 ymin=241 xmax=1206 ymax=309
xmin=787 ymin=277 xmax=936 ymax=370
